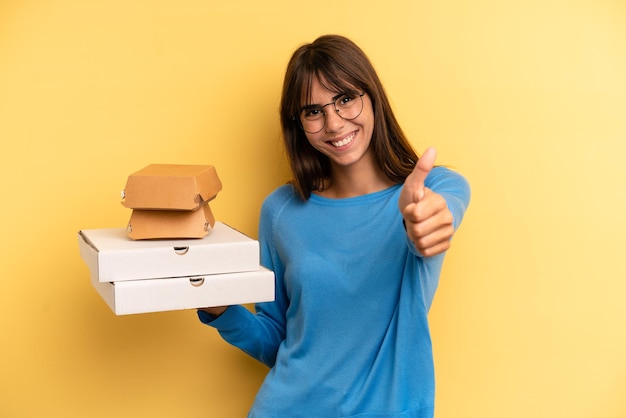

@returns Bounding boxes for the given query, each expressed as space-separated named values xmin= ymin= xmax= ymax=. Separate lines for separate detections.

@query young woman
xmin=198 ymin=35 xmax=471 ymax=417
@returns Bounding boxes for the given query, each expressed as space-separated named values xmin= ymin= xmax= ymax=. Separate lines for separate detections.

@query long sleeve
xmin=196 ymin=186 xmax=296 ymax=367
xmin=428 ymin=166 xmax=471 ymax=231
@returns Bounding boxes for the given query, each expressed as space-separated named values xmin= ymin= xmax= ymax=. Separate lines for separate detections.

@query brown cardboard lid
xmin=122 ymin=164 xmax=222 ymax=210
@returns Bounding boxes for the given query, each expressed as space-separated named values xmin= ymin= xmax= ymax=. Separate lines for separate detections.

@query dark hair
xmin=280 ymin=34 xmax=418 ymax=200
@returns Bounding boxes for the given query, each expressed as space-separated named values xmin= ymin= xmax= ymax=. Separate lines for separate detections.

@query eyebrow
xmin=299 ymin=91 xmax=355 ymax=112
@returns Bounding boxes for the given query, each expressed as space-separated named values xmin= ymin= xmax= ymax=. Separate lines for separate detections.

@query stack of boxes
xmin=77 ymin=164 xmax=275 ymax=315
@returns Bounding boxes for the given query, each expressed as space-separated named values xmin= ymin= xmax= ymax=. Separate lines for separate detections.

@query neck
xmin=318 ymin=157 xmax=395 ymax=199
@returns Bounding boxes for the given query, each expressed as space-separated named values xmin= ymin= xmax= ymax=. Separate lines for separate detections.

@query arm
xmin=399 ymin=148 xmax=471 ymax=257
xmin=196 ymin=192 xmax=289 ymax=368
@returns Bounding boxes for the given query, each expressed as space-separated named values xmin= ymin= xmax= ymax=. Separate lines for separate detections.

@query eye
xmin=302 ymin=107 xmax=322 ymax=118
xmin=339 ymin=96 xmax=352 ymax=105
xmin=337 ymin=91 xmax=359 ymax=107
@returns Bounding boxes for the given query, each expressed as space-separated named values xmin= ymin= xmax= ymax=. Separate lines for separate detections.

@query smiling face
xmin=280 ymin=35 xmax=416 ymax=200
xmin=303 ymin=77 xmax=376 ymax=174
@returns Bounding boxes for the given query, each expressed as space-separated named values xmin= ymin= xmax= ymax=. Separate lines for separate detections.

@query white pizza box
xmin=78 ymin=222 xmax=259 ymax=283
xmin=89 ymin=267 xmax=275 ymax=315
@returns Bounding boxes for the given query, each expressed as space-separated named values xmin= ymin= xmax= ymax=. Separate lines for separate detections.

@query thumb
xmin=410 ymin=147 xmax=437 ymax=201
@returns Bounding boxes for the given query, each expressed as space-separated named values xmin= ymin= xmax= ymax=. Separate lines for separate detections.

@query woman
xmin=198 ymin=34 xmax=471 ymax=417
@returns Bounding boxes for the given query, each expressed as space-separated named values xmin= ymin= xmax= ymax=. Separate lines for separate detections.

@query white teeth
xmin=331 ymin=133 xmax=355 ymax=147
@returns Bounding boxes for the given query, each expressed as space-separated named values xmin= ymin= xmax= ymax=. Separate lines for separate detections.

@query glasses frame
xmin=295 ymin=91 xmax=365 ymax=134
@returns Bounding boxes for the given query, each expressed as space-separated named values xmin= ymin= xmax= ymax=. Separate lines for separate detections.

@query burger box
xmin=127 ymin=203 xmax=215 ymax=240
xmin=87 ymin=267 xmax=275 ymax=315
xmin=78 ymin=222 xmax=260 ymax=283
xmin=121 ymin=164 xmax=222 ymax=211
xmin=78 ymin=222 xmax=275 ymax=315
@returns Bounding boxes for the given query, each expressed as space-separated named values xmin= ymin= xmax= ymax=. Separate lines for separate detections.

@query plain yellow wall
xmin=1 ymin=1 xmax=625 ymax=417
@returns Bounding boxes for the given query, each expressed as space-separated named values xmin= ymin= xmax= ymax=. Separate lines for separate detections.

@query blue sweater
xmin=198 ymin=167 xmax=471 ymax=417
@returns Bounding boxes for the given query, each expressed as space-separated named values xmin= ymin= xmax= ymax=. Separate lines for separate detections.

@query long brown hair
xmin=280 ymin=35 xmax=418 ymax=200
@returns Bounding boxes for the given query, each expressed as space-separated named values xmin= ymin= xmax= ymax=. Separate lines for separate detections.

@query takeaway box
xmin=78 ymin=222 xmax=260 ymax=282
xmin=127 ymin=203 xmax=215 ymax=240
xmin=121 ymin=164 xmax=222 ymax=240
xmin=88 ymin=267 xmax=275 ymax=315
xmin=121 ymin=164 xmax=222 ymax=210
xmin=78 ymin=221 xmax=275 ymax=315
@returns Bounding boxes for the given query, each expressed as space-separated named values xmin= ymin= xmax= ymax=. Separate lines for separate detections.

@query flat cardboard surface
xmin=89 ymin=267 xmax=275 ymax=315
xmin=127 ymin=203 xmax=215 ymax=240
xmin=79 ymin=221 xmax=259 ymax=282
xmin=121 ymin=164 xmax=222 ymax=210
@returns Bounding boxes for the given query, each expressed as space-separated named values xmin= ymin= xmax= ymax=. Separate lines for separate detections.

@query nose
xmin=324 ymin=105 xmax=344 ymax=133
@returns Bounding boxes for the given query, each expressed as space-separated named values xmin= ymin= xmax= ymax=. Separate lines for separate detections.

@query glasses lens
xmin=335 ymin=92 xmax=363 ymax=120
xmin=299 ymin=107 xmax=325 ymax=133
xmin=298 ymin=92 xmax=364 ymax=133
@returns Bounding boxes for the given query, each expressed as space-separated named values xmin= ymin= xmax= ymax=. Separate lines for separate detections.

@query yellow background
xmin=1 ymin=0 xmax=625 ymax=417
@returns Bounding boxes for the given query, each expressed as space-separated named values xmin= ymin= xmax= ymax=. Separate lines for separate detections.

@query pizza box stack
xmin=77 ymin=164 xmax=274 ymax=315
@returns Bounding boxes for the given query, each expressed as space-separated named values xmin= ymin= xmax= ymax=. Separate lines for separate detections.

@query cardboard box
xmin=121 ymin=164 xmax=222 ymax=210
xmin=78 ymin=222 xmax=259 ymax=282
xmin=89 ymin=267 xmax=275 ymax=315
xmin=127 ymin=203 xmax=215 ymax=240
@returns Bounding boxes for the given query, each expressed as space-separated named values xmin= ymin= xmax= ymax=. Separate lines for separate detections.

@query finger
xmin=414 ymin=147 xmax=437 ymax=186
xmin=406 ymin=189 xmax=449 ymax=222
xmin=413 ymin=210 xmax=454 ymax=239
xmin=406 ymin=219 xmax=454 ymax=257
xmin=410 ymin=147 xmax=437 ymax=201
xmin=416 ymin=237 xmax=452 ymax=258
xmin=403 ymin=199 xmax=453 ymax=235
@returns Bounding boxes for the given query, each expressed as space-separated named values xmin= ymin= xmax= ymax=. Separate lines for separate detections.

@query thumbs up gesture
xmin=399 ymin=148 xmax=455 ymax=257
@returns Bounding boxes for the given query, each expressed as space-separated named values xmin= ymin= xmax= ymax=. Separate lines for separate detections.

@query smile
xmin=330 ymin=131 xmax=356 ymax=148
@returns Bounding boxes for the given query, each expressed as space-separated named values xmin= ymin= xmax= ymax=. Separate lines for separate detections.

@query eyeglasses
xmin=296 ymin=91 xmax=365 ymax=134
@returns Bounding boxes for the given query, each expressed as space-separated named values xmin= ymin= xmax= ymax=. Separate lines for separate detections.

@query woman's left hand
xmin=398 ymin=148 xmax=455 ymax=257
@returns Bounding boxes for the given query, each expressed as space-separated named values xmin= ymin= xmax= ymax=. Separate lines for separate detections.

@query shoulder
xmin=258 ymin=183 xmax=303 ymax=247
xmin=426 ymin=166 xmax=471 ymax=199
xmin=260 ymin=183 xmax=302 ymax=222
xmin=262 ymin=183 xmax=300 ymax=209
xmin=426 ymin=166 xmax=471 ymax=229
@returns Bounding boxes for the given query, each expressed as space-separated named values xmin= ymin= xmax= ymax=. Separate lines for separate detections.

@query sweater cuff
xmin=196 ymin=305 xmax=250 ymax=330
